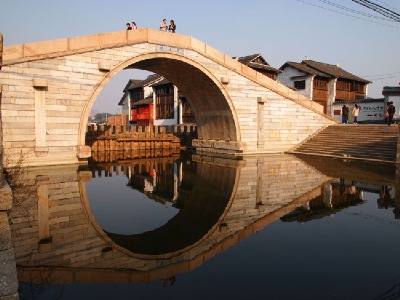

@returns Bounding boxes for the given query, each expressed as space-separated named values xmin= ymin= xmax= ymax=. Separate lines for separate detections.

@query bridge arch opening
xmin=79 ymin=52 xmax=241 ymax=150
xmin=80 ymin=157 xmax=238 ymax=259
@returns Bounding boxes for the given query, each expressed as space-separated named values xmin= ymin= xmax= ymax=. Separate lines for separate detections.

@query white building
xmin=277 ymin=60 xmax=371 ymax=116
xmin=118 ymin=74 xmax=194 ymax=126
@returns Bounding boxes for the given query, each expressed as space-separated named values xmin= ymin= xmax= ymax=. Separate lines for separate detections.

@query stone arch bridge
xmin=0 ymin=29 xmax=336 ymax=167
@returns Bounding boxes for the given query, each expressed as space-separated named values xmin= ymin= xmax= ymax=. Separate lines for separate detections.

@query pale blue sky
xmin=1 ymin=0 xmax=399 ymax=113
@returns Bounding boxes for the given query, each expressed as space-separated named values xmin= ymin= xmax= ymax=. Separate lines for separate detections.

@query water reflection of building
xmin=89 ymin=154 xmax=197 ymax=207
xmin=126 ymin=156 xmax=196 ymax=206
xmin=281 ymin=179 xmax=384 ymax=223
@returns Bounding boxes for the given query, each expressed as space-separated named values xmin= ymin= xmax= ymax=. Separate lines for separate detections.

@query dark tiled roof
xmin=125 ymin=74 xmax=163 ymax=91
xmin=303 ymin=60 xmax=371 ymax=83
xmin=247 ymin=62 xmax=281 ymax=73
xmin=123 ymin=79 xmax=142 ymax=92
xmin=237 ymin=54 xmax=281 ymax=73
xmin=237 ymin=54 xmax=263 ymax=65
xmin=132 ymin=97 xmax=153 ymax=107
xmin=280 ymin=61 xmax=330 ymax=77
xmin=382 ymin=86 xmax=400 ymax=95
xmin=141 ymin=74 xmax=163 ymax=86
xmin=150 ymin=77 xmax=171 ymax=87
xmin=280 ymin=60 xmax=371 ymax=83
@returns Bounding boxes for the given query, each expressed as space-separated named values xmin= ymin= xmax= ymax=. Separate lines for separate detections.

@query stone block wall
xmin=1 ymin=29 xmax=336 ymax=167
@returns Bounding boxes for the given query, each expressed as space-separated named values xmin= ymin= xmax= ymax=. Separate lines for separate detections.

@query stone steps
xmin=287 ymin=124 xmax=399 ymax=163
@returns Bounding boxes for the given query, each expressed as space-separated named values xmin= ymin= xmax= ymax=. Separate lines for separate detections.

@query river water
xmin=8 ymin=152 xmax=400 ymax=300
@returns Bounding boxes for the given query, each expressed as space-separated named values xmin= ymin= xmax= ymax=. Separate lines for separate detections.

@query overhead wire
xmin=374 ymin=0 xmax=399 ymax=12
xmin=295 ymin=0 xmax=400 ymax=28
xmin=317 ymin=0 xmax=395 ymax=21
xmin=350 ymin=0 xmax=400 ymax=22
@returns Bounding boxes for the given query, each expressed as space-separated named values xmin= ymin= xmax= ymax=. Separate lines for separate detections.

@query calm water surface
xmin=11 ymin=153 xmax=400 ymax=300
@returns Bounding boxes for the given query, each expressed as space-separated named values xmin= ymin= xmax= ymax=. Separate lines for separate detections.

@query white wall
xmin=120 ymin=94 xmax=129 ymax=116
xmin=277 ymin=66 xmax=313 ymax=99
xmin=153 ymin=86 xmax=179 ymax=126
xmin=332 ymin=101 xmax=385 ymax=123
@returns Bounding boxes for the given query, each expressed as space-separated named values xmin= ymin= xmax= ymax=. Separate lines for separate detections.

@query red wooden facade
xmin=131 ymin=104 xmax=154 ymax=125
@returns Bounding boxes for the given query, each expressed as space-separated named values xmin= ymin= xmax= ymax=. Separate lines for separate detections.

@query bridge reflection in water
xmin=9 ymin=153 xmax=399 ymax=292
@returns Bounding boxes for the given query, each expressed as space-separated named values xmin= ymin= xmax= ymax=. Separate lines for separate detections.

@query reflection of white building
xmin=144 ymin=176 xmax=155 ymax=193
xmin=127 ymin=160 xmax=181 ymax=205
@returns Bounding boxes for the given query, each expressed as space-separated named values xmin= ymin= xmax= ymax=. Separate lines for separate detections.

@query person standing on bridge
xmin=126 ymin=22 xmax=132 ymax=30
xmin=169 ymin=20 xmax=176 ymax=33
xmin=352 ymin=104 xmax=361 ymax=124
xmin=131 ymin=21 xmax=137 ymax=30
xmin=160 ymin=19 xmax=168 ymax=31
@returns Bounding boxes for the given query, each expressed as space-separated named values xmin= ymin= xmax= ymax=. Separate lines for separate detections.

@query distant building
xmin=277 ymin=60 xmax=371 ymax=115
xmin=119 ymin=74 xmax=195 ymax=126
xmin=235 ymin=54 xmax=281 ymax=80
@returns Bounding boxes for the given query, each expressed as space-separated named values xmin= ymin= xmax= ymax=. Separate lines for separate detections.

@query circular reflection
xmin=86 ymin=157 xmax=235 ymax=256
xmin=86 ymin=169 xmax=179 ymax=235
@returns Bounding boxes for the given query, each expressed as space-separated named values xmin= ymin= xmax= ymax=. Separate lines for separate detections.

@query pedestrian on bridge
xmin=160 ymin=19 xmax=168 ymax=31
xmin=169 ymin=20 xmax=176 ymax=33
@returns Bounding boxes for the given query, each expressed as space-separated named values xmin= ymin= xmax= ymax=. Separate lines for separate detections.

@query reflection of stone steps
xmin=287 ymin=124 xmax=399 ymax=163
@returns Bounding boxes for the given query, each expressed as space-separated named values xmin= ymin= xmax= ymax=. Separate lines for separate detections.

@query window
xmin=352 ymin=82 xmax=364 ymax=93
xmin=337 ymin=80 xmax=351 ymax=91
xmin=130 ymin=88 xmax=144 ymax=102
xmin=314 ymin=79 xmax=327 ymax=89
xmin=294 ymin=80 xmax=306 ymax=90
xmin=155 ymin=84 xmax=174 ymax=119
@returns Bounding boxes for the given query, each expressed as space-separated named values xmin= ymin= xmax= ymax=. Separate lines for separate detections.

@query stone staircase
xmin=287 ymin=124 xmax=399 ymax=163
